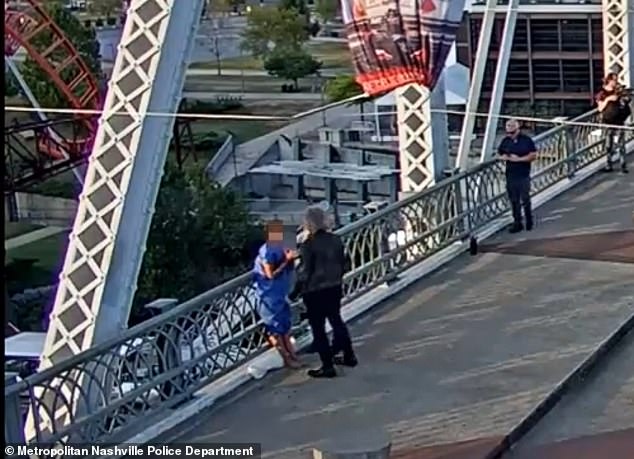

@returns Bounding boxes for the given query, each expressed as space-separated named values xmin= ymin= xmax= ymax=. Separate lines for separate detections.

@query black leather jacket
xmin=296 ymin=230 xmax=349 ymax=295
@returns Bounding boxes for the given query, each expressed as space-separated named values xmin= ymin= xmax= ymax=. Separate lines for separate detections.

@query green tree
xmin=5 ymin=71 xmax=20 ymax=97
xmin=241 ymin=6 xmax=309 ymax=60
xmin=279 ymin=0 xmax=309 ymax=22
xmin=132 ymin=161 xmax=263 ymax=324
xmin=324 ymin=75 xmax=364 ymax=102
xmin=264 ymin=48 xmax=322 ymax=89
xmin=314 ymin=0 xmax=338 ymax=23
xmin=20 ymin=2 xmax=102 ymax=109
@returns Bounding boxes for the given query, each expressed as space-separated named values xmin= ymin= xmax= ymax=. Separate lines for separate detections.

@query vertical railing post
xmin=5 ymin=374 xmax=26 ymax=444
xmin=452 ymin=172 xmax=467 ymax=238
xmin=144 ymin=299 xmax=182 ymax=402
xmin=565 ymin=126 xmax=578 ymax=178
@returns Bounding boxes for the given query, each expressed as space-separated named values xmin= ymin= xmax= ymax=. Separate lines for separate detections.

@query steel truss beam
xmin=456 ymin=0 xmax=499 ymax=171
xmin=603 ymin=0 xmax=634 ymax=87
xmin=29 ymin=0 xmax=205 ymax=440
xmin=396 ymin=81 xmax=449 ymax=193
xmin=481 ymin=0 xmax=519 ymax=161
xmin=4 ymin=116 xmax=90 ymax=192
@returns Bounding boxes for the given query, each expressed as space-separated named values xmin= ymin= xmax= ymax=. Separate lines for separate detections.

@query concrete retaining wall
xmin=14 ymin=193 xmax=77 ymax=226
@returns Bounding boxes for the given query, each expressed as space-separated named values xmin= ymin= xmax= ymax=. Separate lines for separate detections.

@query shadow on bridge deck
xmin=170 ymin=172 xmax=633 ymax=458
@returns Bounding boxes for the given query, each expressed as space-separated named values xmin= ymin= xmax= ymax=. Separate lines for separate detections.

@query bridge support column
xmin=396 ymin=80 xmax=448 ymax=257
xmin=603 ymin=0 xmax=634 ymax=87
xmin=30 ymin=0 xmax=205 ymax=440
xmin=396 ymin=80 xmax=448 ymax=194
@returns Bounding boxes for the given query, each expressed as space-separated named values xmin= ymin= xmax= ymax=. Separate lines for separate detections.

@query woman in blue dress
xmin=253 ymin=220 xmax=301 ymax=368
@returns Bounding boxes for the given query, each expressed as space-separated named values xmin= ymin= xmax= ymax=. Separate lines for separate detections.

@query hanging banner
xmin=340 ymin=0 xmax=466 ymax=96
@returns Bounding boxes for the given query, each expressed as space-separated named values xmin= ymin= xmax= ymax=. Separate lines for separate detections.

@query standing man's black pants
xmin=506 ymin=176 xmax=532 ymax=227
xmin=304 ymin=286 xmax=354 ymax=370
xmin=604 ymin=127 xmax=626 ymax=169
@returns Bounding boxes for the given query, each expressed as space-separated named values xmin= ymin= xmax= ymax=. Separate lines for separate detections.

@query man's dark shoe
xmin=508 ymin=224 xmax=523 ymax=234
xmin=334 ymin=355 xmax=358 ymax=367
xmin=307 ymin=367 xmax=337 ymax=378
xmin=603 ymin=165 xmax=614 ymax=173
xmin=622 ymin=165 xmax=629 ymax=174
xmin=526 ymin=220 xmax=534 ymax=231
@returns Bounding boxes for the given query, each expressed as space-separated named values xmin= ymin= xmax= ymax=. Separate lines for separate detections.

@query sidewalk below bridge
xmin=169 ymin=171 xmax=634 ymax=458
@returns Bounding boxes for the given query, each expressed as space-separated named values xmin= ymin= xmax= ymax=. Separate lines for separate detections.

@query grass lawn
xmin=190 ymin=117 xmax=285 ymax=144
xmin=5 ymin=231 xmax=70 ymax=291
xmin=5 ymin=222 xmax=44 ymax=239
xmin=191 ymin=42 xmax=353 ymax=71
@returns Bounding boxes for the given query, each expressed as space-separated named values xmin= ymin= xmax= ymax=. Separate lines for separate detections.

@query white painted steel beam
xmin=603 ymin=0 xmax=634 ymax=87
xmin=29 ymin=0 xmax=205 ymax=439
xmin=396 ymin=79 xmax=448 ymax=193
xmin=480 ymin=0 xmax=519 ymax=162
xmin=455 ymin=0 xmax=498 ymax=171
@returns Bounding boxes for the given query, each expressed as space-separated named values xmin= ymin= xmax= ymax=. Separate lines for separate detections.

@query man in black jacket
xmin=296 ymin=206 xmax=357 ymax=378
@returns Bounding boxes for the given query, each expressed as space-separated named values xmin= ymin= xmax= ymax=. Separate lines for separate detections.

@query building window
xmin=530 ymin=19 xmax=560 ymax=52
xmin=561 ymin=59 xmax=592 ymax=92
xmin=592 ymin=58 xmax=605 ymax=83
xmin=564 ymin=100 xmax=593 ymax=116
xmin=482 ymin=60 xmax=497 ymax=92
xmin=560 ymin=19 xmax=590 ymax=52
xmin=506 ymin=59 xmax=530 ymax=92
xmin=590 ymin=18 xmax=603 ymax=50
xmin=533 ymin=60 xmax=562 ymax=91
xmin=512 ymin=18 xmax=528 ymax=52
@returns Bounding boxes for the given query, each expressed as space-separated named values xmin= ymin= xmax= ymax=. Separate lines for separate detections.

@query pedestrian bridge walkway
xmin=171 ymin=172 xmax=633 ymax=458
xmin=6 ymin=111 xmax=634 ymax=456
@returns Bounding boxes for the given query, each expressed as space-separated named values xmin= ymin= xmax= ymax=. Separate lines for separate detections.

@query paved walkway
xmin=5 ymin=226 xmax=67 ymax=251
xmin=507 ymin=329 xmax=634 ymax=458
xmin=182 ymin=91 xmax=323 ymax=101
xmin=173 ymin=172 xmax=634 ymax=458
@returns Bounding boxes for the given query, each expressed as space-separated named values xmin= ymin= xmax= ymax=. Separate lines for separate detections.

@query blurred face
xmin=605 ymin=77 xmax=617 ymax=90
xmin=267 ymin=228 xmax=284 ymax=243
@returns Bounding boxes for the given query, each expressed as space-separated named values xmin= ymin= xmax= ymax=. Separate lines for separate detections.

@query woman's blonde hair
xmin=303 ymin=206 xmax=331 ymax=234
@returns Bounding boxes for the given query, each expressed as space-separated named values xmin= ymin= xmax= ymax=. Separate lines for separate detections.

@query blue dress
xmin=253 ymin=243 xmax=293 ymax=335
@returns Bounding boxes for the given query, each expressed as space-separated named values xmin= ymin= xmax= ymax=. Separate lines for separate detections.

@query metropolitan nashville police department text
xmin=17 ymin=444 xmax=257 ymax=457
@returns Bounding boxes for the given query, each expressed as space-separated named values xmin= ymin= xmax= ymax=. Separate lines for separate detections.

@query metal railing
xmin=6 ymin=109 xmax=630 ymax=449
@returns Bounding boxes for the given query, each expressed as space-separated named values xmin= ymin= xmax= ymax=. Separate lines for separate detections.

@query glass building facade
xmin=456 ymin=4 xmax=604 ymax=126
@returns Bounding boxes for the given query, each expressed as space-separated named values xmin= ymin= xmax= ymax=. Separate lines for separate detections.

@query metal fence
xmin=6 ymin=109 xmax=629 ymax=448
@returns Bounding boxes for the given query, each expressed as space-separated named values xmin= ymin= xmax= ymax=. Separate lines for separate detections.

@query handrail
xmin=4 ymin=109 xmax=602 ymax=391
xmin=9 ymin=107 xmax=627 ymax=448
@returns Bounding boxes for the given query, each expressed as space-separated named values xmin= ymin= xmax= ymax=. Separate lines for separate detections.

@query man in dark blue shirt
xmin=497 ymin=119 xmax=538 ymax=233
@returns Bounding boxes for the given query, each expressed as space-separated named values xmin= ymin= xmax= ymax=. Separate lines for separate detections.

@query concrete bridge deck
xmin=170 ymin=171 xmax=634 ymax=458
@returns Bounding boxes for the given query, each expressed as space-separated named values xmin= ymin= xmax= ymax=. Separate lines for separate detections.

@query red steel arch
xmin=4 ymin=0 xmax=101 ymax=160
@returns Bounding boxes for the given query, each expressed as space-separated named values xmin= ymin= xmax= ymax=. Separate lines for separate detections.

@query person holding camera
xmin=595 ymin=73 xmax=630 ymax=173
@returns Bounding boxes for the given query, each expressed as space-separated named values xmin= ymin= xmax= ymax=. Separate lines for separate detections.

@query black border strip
xmin=482 ymin=312 xmax=634 ymax=459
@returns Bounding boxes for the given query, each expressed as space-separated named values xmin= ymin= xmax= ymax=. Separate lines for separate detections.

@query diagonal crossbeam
xmin=602 ymin=0 xmax=634 ymax=87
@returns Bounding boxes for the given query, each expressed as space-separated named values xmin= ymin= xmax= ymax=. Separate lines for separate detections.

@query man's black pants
xmin=506 ymin=176 xmax=532 ymax=227
xmin=604 ymin=127 xmax=626 ymax=169
xmin=304 ymin=285 xmax=354 ymax=370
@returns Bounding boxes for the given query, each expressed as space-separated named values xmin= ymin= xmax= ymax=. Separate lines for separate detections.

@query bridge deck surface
xmin=173 ymin=172 xmax=634 ymax=458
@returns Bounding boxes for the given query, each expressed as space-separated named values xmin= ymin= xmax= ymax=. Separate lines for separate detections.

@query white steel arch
xmin=603 ymin=0 xmax=634 ymax=87
xmin=30 ymin=0 xmax=205 ymax=440
xmin=36 ymin=0 xmax=204 ymax=376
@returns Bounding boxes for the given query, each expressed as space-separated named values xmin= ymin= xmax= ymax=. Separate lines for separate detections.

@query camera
xmin=616 ymin=84 xmax=631 ymax=104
